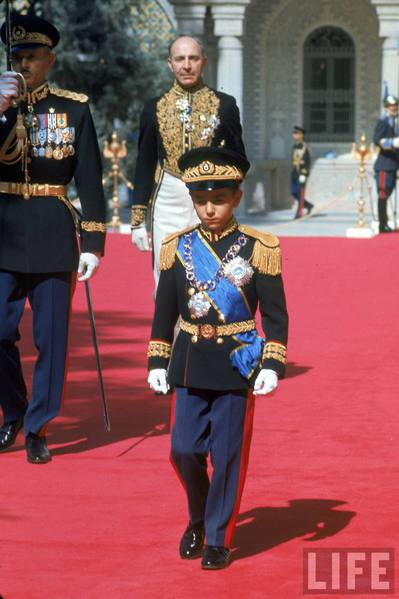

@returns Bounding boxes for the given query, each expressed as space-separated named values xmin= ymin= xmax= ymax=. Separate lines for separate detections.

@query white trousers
xmin=152 ymin=171 xmax=199 ymax=289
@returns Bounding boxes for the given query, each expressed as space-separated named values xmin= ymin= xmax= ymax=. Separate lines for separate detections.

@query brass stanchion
xmin=346 ymin=134 xmax=375 ymax=238
xmin=103 ymin=131 xmax=133 ymax=230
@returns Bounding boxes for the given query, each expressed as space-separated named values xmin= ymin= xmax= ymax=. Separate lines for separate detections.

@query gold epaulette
xmin=48 ymin=86 xmax=89 ymax=103
xmin=159 ymin=225 xmax=197 ymax=271
xmin=238 ymin=225 xmax=281 ymax=275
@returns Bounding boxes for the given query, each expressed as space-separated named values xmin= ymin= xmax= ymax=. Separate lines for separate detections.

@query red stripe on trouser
xmin=298 ymin=184 xmax=305 ymax=217
xmin=379 ymin=171 xmax=386 ymax=199
xmin=169 ymin=392 xmax=188 ymax=492
xmin=39 ymin=273 xmax=77 ymax=437
xmin=223 ymin=391 xmax=256 ymax=547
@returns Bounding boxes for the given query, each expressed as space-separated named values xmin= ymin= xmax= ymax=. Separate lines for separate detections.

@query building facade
xmin=166 ymin=0 xmax=399 ymax=210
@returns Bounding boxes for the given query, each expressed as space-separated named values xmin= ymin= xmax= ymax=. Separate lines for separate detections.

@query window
xmin=303 ymin=27 xmax=355 ymax=142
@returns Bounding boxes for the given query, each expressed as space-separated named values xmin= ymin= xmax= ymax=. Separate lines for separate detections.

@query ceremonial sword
xmin=67 ymin=201 xmax=111 ymax=433
xmin=84 ymin=278 xmax=111 ymax=433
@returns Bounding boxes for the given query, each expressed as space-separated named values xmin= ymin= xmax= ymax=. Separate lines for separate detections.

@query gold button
xmin=216 ymin=337 xmax=224 ymax=345
xmin=191 ymin=335 xmax=198 ymax=344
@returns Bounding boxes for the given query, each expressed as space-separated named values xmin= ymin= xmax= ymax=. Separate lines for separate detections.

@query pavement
xmin=114 ymin=195 xmax=397 ymax=238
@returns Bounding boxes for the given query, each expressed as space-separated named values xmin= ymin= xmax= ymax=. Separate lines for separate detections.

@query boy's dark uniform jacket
xmin=373 ymin=116 xmax=399 ymax=171
xmin=148 ymin=222 xmax=289 ymax=391
xmin=131 ymin=82 xmax=245 ymax=225
xmin=0 ymin=82 xmax=106 ymax=273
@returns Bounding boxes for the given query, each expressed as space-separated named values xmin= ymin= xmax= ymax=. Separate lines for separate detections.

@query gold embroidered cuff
xmin=147 ymin=341 xmax=172 ymax=359
xmin=262 ymin=342 xmax=287 ymax=364
xmin=131 ymin=205 xmax=147 ymax=227
xmin=81 ymin=221 xmax=106 ymax=233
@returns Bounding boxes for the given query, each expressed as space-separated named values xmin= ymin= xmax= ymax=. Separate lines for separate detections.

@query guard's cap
xmin=293 ymin=125 xmax=306 ymax=134
xmin=178 ymin=146 xmax=250 ymax=191
xmin=384 ymin=95 xmax=399 ymax=107
xmin=0 ymin=14 xmax=60 ymax=53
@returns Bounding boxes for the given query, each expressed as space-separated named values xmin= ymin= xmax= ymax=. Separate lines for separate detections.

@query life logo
xmin=303 ymin=548 xmax=395 ymax=594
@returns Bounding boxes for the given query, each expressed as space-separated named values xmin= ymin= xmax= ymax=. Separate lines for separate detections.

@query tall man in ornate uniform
xmin=373 ymin=94 xmax=399 ymax=233
xmin=130 ymin=35 xmax=246 ymax=287
xmin=147 ymin=147 xmax=288 ymax=569
xmin=0 ymin=14 xmax=106 ymax=463
xmin=291 ymin=125 xmax=313 ymax=219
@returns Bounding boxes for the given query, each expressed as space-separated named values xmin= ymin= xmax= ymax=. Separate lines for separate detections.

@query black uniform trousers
xmin=170 ymin=386 xmax=255 ymax=547
xmin=375 ymin=169 xmax=397 ymax=228
xmin=0 ymin=270 xmax=75 ymax=436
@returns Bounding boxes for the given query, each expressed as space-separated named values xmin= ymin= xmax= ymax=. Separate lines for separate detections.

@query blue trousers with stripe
xmin=0 ymin=270 xmax=74 ymax=436
xmin=375 ymin=170 xmax=396 ymax=227
xmin=171 ymin=386 xmax=255 ymax=547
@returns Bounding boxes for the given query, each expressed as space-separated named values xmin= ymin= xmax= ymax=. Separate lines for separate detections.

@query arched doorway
xmin=303 ymin=26 xmax=355 ymax=142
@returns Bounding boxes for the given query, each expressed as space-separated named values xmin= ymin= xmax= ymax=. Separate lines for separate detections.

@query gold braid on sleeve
xmin=131 ymin=205 xmax=147 ymax=227
xmin=81 ymin=221 xmax=106 ymax=233
xmin=147 ymin=340 xmax=172 ymax=358
xmin=262 ymin=342 xmax=287 ymax=364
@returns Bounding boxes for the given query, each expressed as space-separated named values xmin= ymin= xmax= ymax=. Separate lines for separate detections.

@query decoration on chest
xmin=183 ymin=231 xmax=252 ymax=319
xmin=188 ymin=291 xmax=211 ymax=319
xmin=223 ymin=257 xmax=254 ymax=287
xmin=28 ymin=108 xmax=75 ymax=160
xmin=176 ymin=97 xmax=220 ymax=140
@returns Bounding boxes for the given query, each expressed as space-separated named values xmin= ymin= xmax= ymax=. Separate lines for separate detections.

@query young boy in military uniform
xmin=147 ymin=147 xmax=289 ymax=569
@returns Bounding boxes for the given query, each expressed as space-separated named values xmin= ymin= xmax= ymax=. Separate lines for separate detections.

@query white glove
xmin=299 ymin=174 xmax=307 ymax=184
xmin=131 ymin=223 xmax=150 ymax=251
xmin=253 ymin=369 xmax=278 ymax=395
xmin=0 ymin=71 xmax=20 ymax=113
xmin=148 ymin=369 xmax=170 ymax=394
xmin=77 ymin=252 xmax=100 ymax=282
xmin=392 ymin=137 xmax=399 ymax=148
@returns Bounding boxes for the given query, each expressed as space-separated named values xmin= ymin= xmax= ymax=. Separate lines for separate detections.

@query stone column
xmin=171 ymin=2 xmax=207 ymax=37
xmin=371 ymin=0 xmax=399 ymax=98
xmin=211 ymin=1 xmax=250 ymax=115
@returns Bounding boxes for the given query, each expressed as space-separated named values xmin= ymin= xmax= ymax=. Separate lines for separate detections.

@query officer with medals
xmin=147 ymin=147 xmax=289 ymax=569
xmin=372 ymin=94 xmax=399 ymax=233
xmin=0 ymin=14 xmax=106 ymax=463
xmin=291 ymin=125 xmax=313 ymax=218
xmin=130 ymin=36 xmax=246 ymax=288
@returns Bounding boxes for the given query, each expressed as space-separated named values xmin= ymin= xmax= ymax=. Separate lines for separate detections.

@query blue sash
xmin=178 ymin=230 xmax=264 ymax=379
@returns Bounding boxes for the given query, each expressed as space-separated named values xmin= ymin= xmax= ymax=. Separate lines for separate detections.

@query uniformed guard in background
xmin=372 ymin=94 xmax=399 ymax=233
xmin=130 ymin=35 xmax=246 ymax=288
xmin=147 ymin=147 xmax=288 ymax=569
xmin=0 ymin=14 xmax=106 ymax=463
xmin=291 ymin=125 xmax=313 ymax=219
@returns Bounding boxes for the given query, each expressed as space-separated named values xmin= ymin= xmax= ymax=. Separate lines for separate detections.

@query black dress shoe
xmin=25 ymin=433 xmax=52 ymax=464
xmin=0 ymin=419 xmax=23 ymax=451
xmin=306 ymin=202 xmax=314 ymax=215
xmin=201 ymin=545 xmax=231 ymax=570
xmin=179 ymin=521 xmax=205 ymax=559
xmin=379 ymin=224 xmax=394 ymax=233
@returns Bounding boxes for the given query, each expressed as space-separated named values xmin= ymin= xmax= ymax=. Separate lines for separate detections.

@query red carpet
xmin=1 ymin=234 xmax=398 ymax=598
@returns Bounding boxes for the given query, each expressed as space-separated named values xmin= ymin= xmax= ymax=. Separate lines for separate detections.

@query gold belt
xmin=180 ymin=318 xmax=256 ymax=343
xmin=0 ymin=182 xmax=67 ymax=197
